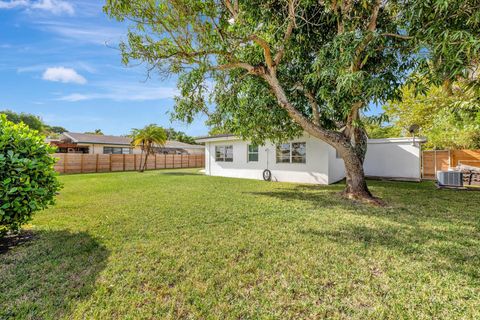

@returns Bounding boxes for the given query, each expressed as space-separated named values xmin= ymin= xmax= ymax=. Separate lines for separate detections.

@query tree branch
xmin=224 ymin=0 xmax=238 ymax=19
xmin=351 ymin=0 xmax=381 ymax=71
xmin=381 ymin=33 xmax=413 ymax=40
xmin=249 ymin=35 xmax=274 ymax=70
xmin=273 ymin=0 xmax=297 ymax=66
xmin=293 ymin=83 xmax=320 ymax=125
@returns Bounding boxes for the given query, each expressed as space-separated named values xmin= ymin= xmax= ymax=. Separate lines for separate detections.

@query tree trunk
xmin=341 ymin=148 xmax=373 ymax=200
xmin=139 ymin=151 xmax=145 ymax=172
xmin=142 ymin=152 xmax=149 ymax=172
xmin=264 ymin=73 xmax=381 ymax=204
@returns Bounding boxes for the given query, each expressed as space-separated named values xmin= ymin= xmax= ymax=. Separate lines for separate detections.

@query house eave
xmin=367 ymin=137 xmax=427 ymax=144
xmin=195 ymin=135 xmax=239 ymax=143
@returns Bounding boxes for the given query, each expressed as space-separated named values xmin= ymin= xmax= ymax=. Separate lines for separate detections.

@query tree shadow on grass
xmin=159 ymin=172 xmax=202 ymax=176
xmin=0 ymin=230 xmax=109 ymax=319
xmin=249 ymin=181 xmax=480 ymax=280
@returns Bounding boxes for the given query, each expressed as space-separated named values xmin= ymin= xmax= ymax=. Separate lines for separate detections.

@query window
xmin=276 ymin=142 xmax=306 ymax=164
xmin=215 ymin=145 xmax=233 ymax=162
xmin=247 ymin=144 xmax=258 ymax=162
xmin=291 ymin=142 xmax=306 ymax=163
xmin=276 ymin=143 xmax=291 ymax=163
xmin=104 ymin=147 xmax=132 ymax=154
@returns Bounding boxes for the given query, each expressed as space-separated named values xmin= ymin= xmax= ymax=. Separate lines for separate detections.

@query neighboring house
xmin=195 ymin=134 xmax=426 ymax=184
xmin=50 ymin=132 xmax=204 ymax=155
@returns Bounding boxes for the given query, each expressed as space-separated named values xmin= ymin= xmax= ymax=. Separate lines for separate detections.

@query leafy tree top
xmin=384 ymin=80 xmax=480 ymax=149
xmin=104 ymin=0 xmax=480 ymax=145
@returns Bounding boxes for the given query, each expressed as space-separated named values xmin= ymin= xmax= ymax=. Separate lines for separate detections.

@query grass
xmin=1 ymin=169 xmax=479 ymax=319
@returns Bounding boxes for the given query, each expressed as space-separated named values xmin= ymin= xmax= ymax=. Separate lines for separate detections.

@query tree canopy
xmin=104 ymin=0 xmax=480 ymax=201
xmin=0 ymin=110 xmax=67 ymax=136
xmin=131 ymin=124 xmax=168 ymax=172
xmin=383 ymin=80 xmax=480 ymax=149
xmin=84 ymin=129 xmax=104 ymax=135
xmin=165 ymin=128 xmax=197 ymax=144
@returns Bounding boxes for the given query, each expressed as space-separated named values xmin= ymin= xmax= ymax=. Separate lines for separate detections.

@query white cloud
xmin=36 ymin=21 xmax=125 ymax=45
xmin=0 ymin=0 xmax=73 ymax=15
xmin=57 ymin=93 xmax=88 ymax=101
xmin=0 ymin=0 xmax=28 ymax=9
xmin=31 ymin=0 xmax=74 ymax=15
xmin=57 ymin=82 xmax=178 ymax=102
xmin=42 ymin=67 xmax=87 ymax=84
xmin=18 ymin=62 xmax=96 ymax=74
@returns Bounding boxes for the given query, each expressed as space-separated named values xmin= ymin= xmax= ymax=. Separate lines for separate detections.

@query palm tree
xmin=130 ymin=124 xmax=167 ymax=172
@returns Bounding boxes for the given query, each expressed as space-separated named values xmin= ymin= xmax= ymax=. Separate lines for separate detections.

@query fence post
xmin=134 ymin=154 xmax=137 ymax=171
xmin=109 ymin=155 xmax=112 ymax=172
xmin=181 ymin=154 xmax=183 ymax=168
xmin=80 ymin=154 xmax=84 ymax=173
xmin=155 ymin=154 xmax=157 ymax=170
xmin=96 ymin=154 xmax=99 ymax=173
xmin=63 ymin=154 xmax=67 ymax=173
xmin=123 ymin=154 xmax=126 ymax=171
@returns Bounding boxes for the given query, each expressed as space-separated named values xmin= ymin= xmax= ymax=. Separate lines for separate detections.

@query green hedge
xmin=0 ymin=115 xmax=61 ymax=236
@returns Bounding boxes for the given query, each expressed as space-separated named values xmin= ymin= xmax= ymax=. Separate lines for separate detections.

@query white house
xmin=195 ymin=133 xmax=425 ymax=184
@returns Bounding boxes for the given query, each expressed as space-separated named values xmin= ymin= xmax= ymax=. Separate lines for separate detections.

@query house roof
xmin=195 ymin=133 xmax=427 ymax=144
xmin=63 ymin=132 xmax=203 ymax=148
xmin=63 ymin=132 xmax=132 ymax=145
xmin=195 ymin=134 xmax=236 ymax=143
xmin=163 ymin=140 xmax=203 ymax=149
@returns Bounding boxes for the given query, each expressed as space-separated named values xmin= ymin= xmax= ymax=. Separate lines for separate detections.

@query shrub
xmin=0 ymin=115 xmax=61 ymax=236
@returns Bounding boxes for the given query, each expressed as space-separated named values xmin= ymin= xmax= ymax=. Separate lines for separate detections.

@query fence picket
xmin=53 ymin=153 xmax=204 ymax=174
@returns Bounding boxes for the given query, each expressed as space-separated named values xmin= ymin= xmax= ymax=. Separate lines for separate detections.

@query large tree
xmin=105 ymin=0 xmax=479 ymax=203
xmin=383 ymin=81 xmax=480 ymax=149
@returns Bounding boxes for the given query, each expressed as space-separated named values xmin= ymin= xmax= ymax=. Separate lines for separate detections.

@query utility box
xmin=437 ymin=171 xmax=463 ymax=187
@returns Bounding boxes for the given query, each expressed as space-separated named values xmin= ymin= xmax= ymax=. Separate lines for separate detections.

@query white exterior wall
xmin=202 ymin=136 xmax=423 ymax=184
xmin=205 ymin=135 xmax=331 ymax=184
xmin=324 ymin=138 xmax=423 ymax=182
xmin=363 ymin=139 xmax=422 ymax=180
xmin=327 ymin=145 xmax=346 ymax=184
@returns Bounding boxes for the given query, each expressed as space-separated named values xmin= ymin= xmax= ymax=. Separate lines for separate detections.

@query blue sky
xmin=0 ymin=0 xmax=209 ymax=136
xmin=1 ymin=0 xmax=383 ymax=136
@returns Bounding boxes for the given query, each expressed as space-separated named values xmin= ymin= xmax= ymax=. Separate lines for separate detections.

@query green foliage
xmin=165 ymin=128 xmax=196 ymax=144
xmin=0 ymin=115 xmax=61 ymax=236
xmin=384 ymin=81 xmax=480 ymax=149
xmin=47 ymin=126 xmax=67 ymax=134
xmin=1 ymin=110 xmax=45 ymax=132
xmin=131 ymin=124 xmax=167 ymax=171
xmin=104 ymin=0 xmax=480 ymax=145
xmin=365 ymin=123 xmax=402 ymax=139
xmin=1 ymin=110 xmax=68 ymax=136
xmin=84 ymin=129 xmax=104 ymax=135
xmin=131 ymin=124 xmax=168 ymax=150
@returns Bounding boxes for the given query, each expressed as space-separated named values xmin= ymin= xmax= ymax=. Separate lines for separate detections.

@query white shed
xmin=196 ymin=134 xmax=425 ymax=184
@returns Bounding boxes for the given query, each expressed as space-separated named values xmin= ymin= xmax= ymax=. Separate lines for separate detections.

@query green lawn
xmin=1 ymin=169 xmax=479 ymax=319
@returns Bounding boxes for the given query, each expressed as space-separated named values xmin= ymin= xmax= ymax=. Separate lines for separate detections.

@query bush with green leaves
xmin=0 ymin=115 xmax=61 ymax=236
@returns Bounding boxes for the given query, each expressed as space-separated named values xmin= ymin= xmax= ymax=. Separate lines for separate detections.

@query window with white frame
xmin=215 ymin=145 xmax=233 ymax=162
xmin=103 ymin=147 xmax=132 ymax=154
xmin=276 ymin=142 xmax=306 ymax=163
xmin=247 ymin=144 xmax=258 ymax=162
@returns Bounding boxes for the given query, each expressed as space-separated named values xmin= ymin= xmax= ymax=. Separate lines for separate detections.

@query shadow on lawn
xmin=250 ymin=182 xmax=480 ymax=279
xmin=159 ymin=172 xmax=201 ymax=176
xmin=0 ymin=230 xmax=109 ymax=319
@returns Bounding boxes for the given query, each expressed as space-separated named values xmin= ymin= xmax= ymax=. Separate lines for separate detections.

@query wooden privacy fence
xmin=422 ymin=149 xmax=480 ymax=179
xmin=53 ymin=153 xmax=205 ymax=174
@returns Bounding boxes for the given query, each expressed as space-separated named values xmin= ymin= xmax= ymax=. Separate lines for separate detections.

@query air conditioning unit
xmin=437 ymin=171 xmax=463 ymax=187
